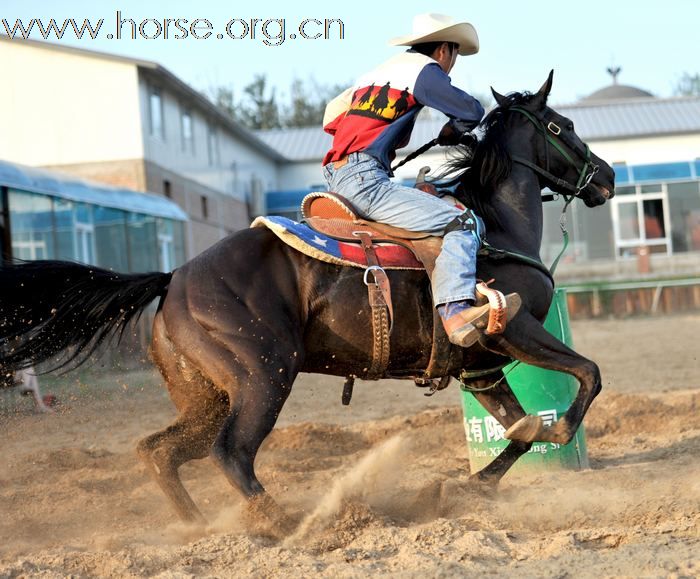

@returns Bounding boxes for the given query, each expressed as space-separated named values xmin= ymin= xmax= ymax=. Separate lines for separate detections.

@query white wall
xmin=276 ymin=161 xmax=326 ymax=190
xmin=0 ymin=41 xmax=144 ymax=165
xmin=589 ymin=134 xmax=700 ymax=166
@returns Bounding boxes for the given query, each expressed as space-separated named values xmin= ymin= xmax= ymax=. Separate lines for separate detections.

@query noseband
xmin=509 ymin=106 xmax=599 ymax=198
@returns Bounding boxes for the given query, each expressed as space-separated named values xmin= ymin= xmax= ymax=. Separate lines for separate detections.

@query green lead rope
xmin=548 ymin=195 xmax=575 ymax=275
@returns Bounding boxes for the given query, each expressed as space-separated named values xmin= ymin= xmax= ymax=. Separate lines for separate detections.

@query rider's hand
xmin=437 ymin=122 xmax=461 ymax=146
xmin=459 ymin=131 xmax=478 ymax=149
xmin=416 ymin=182 xmax=439 ymax=196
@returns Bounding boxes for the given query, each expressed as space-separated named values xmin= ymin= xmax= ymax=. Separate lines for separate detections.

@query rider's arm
xmin=322 ymin=87 xmax=355 ymax=135
xmin=413 ymin=63 xmax=485 ymax=134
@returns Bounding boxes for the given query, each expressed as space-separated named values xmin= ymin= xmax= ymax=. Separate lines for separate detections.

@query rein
xmin=506 ymin=106 xmax=600 ymax=275
xmin=390 ymin=138 xmax=439 ymax=173
xmin=459 ymin=105 xmax=601 ymax=390
xmin=508 ymin=106 xmax=599 ymax=197
xmin=390 ymin=103 xmax=600 ymax=298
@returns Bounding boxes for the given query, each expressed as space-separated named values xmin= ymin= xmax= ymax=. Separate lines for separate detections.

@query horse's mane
xmin=438 ymin=90 xmax=535 ymax=228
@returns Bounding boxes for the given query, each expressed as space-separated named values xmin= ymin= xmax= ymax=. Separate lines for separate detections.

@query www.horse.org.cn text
xmin=1 ymin=12 xmax=346 ymax=46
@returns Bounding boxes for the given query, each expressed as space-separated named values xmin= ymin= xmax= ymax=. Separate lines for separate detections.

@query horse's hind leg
xmin=162 ymin=319 xmax=300 ymax=532
xmin=137 ymin=314 xmax=229 ymax=524
xmin=208 ymin=360 xmax=297 ymax=534
xmin=485 ymin=312 xmax=602 ymax=446
xmin=463 ymin=373 xmax=532 ymax=487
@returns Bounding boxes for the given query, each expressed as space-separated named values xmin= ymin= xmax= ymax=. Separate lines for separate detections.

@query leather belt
xmin=332 ymin=155 xmax=349 ymax=170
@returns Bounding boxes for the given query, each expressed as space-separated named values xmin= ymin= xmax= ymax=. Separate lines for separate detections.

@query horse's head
xmin=490 ymin=71 xmax=615 ymax=208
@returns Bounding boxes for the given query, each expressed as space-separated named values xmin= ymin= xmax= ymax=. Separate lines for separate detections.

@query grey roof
xmin=0 ymin=36 xmax=286 ymax=162
xmin=258 ymin=96 xmax=700 ymax=160
xmin=256 ymin=127 xmax=329 ymax=162
xmin=559 ymin=96 xmax=700 ymax=141
xmin=581 ymin=84 xmax=655 ymax=102
xmin=256 ymin=117 xmax=449 ymax=162
xmin=0 ymin=159 xmax=188 ymax=221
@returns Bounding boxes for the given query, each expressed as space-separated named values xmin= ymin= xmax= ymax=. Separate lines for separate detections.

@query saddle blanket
xmin=251 ymin=216 xmax=424 ymax=270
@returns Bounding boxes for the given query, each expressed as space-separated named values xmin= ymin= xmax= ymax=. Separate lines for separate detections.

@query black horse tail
xmin=0 ymin=260 xmax=172 ymax=374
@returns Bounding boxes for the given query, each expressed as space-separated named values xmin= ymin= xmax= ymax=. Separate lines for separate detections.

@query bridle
xmin=505 ymin=105 xmax=603 ymax=274
xmin=509 ymin=106 xmax=599 ymax=199
xmin=464 ymin=104 xmax=603 ymax=388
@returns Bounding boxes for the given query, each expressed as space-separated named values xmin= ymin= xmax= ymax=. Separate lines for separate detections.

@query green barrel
xmin=459 ymin=288 xmax=589 ymax=474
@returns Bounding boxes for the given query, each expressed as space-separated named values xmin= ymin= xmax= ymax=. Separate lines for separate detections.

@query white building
xmin=0 ymin=36 xmax=284 ymax=258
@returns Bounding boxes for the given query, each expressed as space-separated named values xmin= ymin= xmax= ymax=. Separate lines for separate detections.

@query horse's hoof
xmin=504 ymin=414 xmax=543 ymax=442
xmin=465 ymin=475 xmax=499 ymax=498
xmin=245 ymin=494 xmax=295 ymax=539
xmin=548 ymin=418 xmax=574 ymax=445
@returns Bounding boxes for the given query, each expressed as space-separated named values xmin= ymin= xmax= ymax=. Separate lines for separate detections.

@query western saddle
xmin=301 ymin=191 xmax=456 ymax=402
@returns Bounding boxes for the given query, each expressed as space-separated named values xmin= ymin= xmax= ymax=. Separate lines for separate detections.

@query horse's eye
xmin=567 ymin=122 xmax=575 ymax=131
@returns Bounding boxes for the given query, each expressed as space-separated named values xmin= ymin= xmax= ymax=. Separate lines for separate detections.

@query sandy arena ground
xmin=0 ymin=314 xmax=698 ymax=578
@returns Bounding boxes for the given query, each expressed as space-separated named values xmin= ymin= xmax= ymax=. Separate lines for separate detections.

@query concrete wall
xmin=276 ymin=161 xmax=325 ymax=190
xmin=42 ymin=158 xmax=147 ymax=191
xmin=0 ymin=41 xmax=144 ymax=165
xmin=589 ymin=134 xmax=700 ymax=166
xmin=138 ymin=71 xmax=279 ymax=204
xmin=144 ymin=160 xmax=249 ymax=257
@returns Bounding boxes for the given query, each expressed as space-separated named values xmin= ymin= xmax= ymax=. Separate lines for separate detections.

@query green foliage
xmin=674 ymin=73 xmax=700 ymax=96
xmin=283 ymin=78 xmax=347 ymax=128
xmin=209 ymin=75 xmax=347 ymax=130
xmin=239 ymin=74 xmax=281 ymax=130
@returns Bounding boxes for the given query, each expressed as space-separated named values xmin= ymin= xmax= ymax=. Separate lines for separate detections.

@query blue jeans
xmin=322 ymin=152 xmax=484 ymax=306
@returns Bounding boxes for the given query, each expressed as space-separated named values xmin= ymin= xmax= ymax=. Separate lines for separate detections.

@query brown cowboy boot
xmin=442 ymin=292 xmax=522 ymax=348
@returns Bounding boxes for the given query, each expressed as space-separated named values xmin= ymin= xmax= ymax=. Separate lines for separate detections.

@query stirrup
xmin=444 ymin=292 xmax=522 ymax=348
xmin=475 ymin=282 xmax=510 ymax=335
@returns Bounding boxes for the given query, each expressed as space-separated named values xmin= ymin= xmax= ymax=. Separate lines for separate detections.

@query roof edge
xmin=0 ymin=158 xmax=188 ymax=221
xmin=558 ymin=94 xmax=700 ymax=109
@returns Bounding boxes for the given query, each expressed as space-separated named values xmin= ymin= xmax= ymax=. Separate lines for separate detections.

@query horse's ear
xmin=491 ymin=87 xmax=507 ymax=106
xmin=532 ymin=70 xmax=554 ymax=108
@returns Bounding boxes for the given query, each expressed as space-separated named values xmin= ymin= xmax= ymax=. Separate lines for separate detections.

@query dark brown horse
xmin=0 ymin=72 xmax=615 ymax=527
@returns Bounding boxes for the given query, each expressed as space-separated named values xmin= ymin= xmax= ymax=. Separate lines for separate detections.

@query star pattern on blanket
xmin=250 ymin=216 xmax=423 ymax=270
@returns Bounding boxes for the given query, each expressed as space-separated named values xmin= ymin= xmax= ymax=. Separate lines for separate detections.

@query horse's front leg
xmin=482 ymin=312 xmax=602 ymax=445
xmin=464 ymin=372 xmax=533 ymax=487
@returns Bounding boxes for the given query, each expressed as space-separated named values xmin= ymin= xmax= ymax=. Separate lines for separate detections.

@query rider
xmin=322 ymin=13 xmax=521 ymax=347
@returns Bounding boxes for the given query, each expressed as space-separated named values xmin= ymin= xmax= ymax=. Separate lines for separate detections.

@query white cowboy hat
xmin=388 ymin=13 xmax=479 ymax=56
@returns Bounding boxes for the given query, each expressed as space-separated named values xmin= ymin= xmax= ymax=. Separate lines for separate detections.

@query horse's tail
xmin=0 ymin=260 xmax=172 ymax=373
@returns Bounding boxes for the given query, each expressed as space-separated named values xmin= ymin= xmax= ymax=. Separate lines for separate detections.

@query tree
xmin=674 ymin=73 xmax=700 ymax=96
xmin=239 ymin=75 xmax=281 ymax=130
xmin=281 ymin=78 xmax=347 ymax=128
xmin=210 ymin=75 xmax=347 ymax=130
xmin=209 ymin=85 xmax=236 ymax=120
xmin=209 ymin=75 xmax=281 ymax=130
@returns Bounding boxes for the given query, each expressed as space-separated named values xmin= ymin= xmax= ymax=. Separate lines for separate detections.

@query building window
xmin=201 ymin=195 xmax=209 ymax=220
xmin=126 ymin=213 xmax=159 ymax=272
xmin=668 ymin=181 xmax=700 ymax=253
xmin=612 ymin=183 xmax=670 ymax=258
xmin=207 ymin=122 xmax=219 ymax=166
xmin=249 ymin=176 xmax=265 ymax=217
xmin=74 ymin=203 xmax=96 ymax=264
xmin=149 ymin=87 xmax=165 ymax=140
xmin=157 ymin=219 xmax=179 ymax=272
xmin=181 ymin=108 xmax=194 ymax=153
xmin=163 ymin=180 xmax=172 ymax=199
